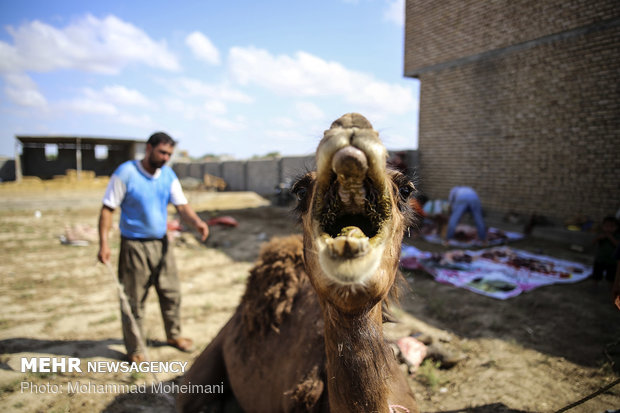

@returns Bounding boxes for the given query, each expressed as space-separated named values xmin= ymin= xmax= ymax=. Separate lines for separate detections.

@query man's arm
xmin=98 ymin=205 xmax=115 ymax=264
xmin=175 ymin=204 xmax=209 ymax=241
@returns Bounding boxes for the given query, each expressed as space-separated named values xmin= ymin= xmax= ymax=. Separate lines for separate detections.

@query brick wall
xmin=405 ymin=0 xmax=620 ymax=223
xmin=405 ymin=0 xmax=620 ymax=73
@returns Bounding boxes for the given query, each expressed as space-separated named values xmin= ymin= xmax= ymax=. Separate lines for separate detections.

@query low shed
xmin=15 ymin=136 xmax=145 ymax=180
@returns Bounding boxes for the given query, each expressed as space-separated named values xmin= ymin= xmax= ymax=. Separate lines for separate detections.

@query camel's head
xmin=293 ymin=113 xmax=415 ymax=314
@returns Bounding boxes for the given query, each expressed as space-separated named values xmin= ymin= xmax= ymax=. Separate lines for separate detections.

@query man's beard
xmin=149 ymin=156 xmax=166 ymax=170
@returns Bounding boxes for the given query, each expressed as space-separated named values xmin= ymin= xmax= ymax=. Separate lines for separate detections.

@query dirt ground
xmin=0 ymin=182 xmax=618 ymax=413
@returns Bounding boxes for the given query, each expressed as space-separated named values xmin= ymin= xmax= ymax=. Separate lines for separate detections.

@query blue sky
xmin=0 ymin=0 xmax=419 ymax=159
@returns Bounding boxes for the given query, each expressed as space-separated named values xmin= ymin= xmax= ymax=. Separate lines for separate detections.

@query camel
xmin=177 ymin=113 xmax=419 ymax=413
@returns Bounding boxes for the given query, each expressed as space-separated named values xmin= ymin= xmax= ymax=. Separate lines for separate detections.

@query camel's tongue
xmin=331 ymin=146 xmax=368 ymax=211
xmin=325 ymin=226 xmax=369 ymax=259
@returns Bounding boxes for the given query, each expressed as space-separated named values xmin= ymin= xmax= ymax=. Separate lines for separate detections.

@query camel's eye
xmin=399 ymin=182 xmax=414 ymax=200
xmin=292 ymin=172 xmax=315 ymax=220
xmin=294 ymin=187 xmax=307 ymax=201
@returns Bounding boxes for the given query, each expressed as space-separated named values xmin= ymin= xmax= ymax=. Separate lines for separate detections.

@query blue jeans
xmin=446 ymin=195 xmax=486 ymax=241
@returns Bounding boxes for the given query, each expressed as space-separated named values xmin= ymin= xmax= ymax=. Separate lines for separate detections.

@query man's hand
xmin=176 ymin=204 xmax=209 ymax=242
xmin=98 ymin=244 xmax=111 ymax=264
xmin=195 ymin=219 xmax=209 ymax=241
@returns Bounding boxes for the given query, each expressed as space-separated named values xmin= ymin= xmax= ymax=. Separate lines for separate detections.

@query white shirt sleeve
xmin=102 ymin=175 xmax=126 ymax=209
xmin=170 ymin=178 xmax=188 ymax=206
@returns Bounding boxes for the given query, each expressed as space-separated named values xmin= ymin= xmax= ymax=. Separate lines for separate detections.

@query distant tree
xmin=251 ymin=151 xmax=281 ymax=160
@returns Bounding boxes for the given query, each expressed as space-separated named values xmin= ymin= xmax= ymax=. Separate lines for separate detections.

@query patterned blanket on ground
xmin=400 ymin=245 xmax=591 ymax=300
xmin=421 ymin=224 xmax=524 ymax=248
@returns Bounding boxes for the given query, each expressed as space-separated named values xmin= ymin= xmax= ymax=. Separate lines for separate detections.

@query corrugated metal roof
xmin=16 ymin=136 xmax=144 ymax=146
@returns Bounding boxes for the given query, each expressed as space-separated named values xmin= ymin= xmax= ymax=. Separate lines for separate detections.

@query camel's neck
xmin=322 ymin=303 xmax=391 ymax=413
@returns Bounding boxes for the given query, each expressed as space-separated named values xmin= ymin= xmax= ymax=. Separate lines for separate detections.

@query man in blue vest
xmin=97 ymin=132 xmax=209 ymax=363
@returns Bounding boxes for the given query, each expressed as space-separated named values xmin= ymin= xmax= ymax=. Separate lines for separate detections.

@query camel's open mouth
xmin=316 ymin=170 xmax=390 ymax=284
xmin=314 ymin=172 xmax=391 ymax=285
xmin=318 ymin=174 xmax=388 ymax=252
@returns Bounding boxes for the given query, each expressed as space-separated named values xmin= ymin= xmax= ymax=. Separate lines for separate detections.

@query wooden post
xmin=14 ymin=138 xmax=22 ymax=182
xmin=76 ymin=137 xmax=82 ymax=180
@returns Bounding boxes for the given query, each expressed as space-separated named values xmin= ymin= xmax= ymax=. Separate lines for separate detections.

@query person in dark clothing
xmin=591 ymin=216 xmax=619 ymax=283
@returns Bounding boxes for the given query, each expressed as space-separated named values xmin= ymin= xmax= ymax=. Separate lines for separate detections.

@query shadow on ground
xmin=0 ymin=337 xmax=125 ymax=362
xmin=196 ymin=205 xmax=300 ymax=263
xmin=427 ymin=404 xmax=534 ymax=413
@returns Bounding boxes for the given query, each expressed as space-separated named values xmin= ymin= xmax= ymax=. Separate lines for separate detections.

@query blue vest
xmin=114 ymin=161 xmax=177 ymax=239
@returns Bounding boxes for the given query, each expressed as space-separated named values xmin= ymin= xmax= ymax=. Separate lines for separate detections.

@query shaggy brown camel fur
xmin=177 ymin=113 xmax=419 ymax=413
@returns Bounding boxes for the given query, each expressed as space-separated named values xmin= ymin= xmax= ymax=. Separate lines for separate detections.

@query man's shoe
xmin=167 ymin=337 xmax=193 ymax=352
xmin=128 ymin=353 xmax=145 ymax=363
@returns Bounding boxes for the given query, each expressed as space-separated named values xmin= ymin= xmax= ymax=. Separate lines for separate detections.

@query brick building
xmin=405 ymin=0 xmax=620 ymax=225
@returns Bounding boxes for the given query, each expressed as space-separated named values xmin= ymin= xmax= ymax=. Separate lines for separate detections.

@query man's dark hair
xmin=147 ymin=132 xmax=176 ymax=147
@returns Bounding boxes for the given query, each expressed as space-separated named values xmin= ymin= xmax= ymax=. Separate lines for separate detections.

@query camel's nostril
xmin=331 ymin=146 xmax=368 ymax=178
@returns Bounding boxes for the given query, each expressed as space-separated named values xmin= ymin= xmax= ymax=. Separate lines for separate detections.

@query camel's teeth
xmin=337 ymin=226 xmax=366 ymax=238
xmin=327 ymin=233 xmax=369 ymax=259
